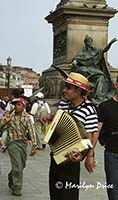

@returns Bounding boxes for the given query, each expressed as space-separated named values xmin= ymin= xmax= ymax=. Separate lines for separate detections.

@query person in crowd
xmin=0 ymin=100 xmax=7 ymax=151
xmin=43 ymin=72 xmax=98 ymax=200
xmin=25 ymin=104 xmax=35 ymax=155
xmin=2 ymin=96 xmax=11 ymax=112
xmin=30 ymin=92 xmax=51 ymax=149
xmin=6 ymin=88 xmax=24 ymax=112
xmin=0 ymin=93 xmax=17 ymax=151
xmin=11 ymin=88 xmax=31 ymax=111
xmin=25 ymin=104 xmax=34 ymax=123
xmin=1 ymin=98 xmax=37 ymax=196
xmin=97 ymin=76 xmax=118 ymax=200
xmin=0 ymin=100 xmax=6 ymax=120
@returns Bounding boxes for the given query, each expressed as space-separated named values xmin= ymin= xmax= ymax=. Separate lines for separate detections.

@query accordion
xmin=44 ymin=109 xmax=93 ymax=164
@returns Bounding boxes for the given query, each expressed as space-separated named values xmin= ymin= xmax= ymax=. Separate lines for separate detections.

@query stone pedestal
xmin=57 ymin=0 xmax=106 ymax=9
xmin=42 ymin=0 xmax=117 ymax=99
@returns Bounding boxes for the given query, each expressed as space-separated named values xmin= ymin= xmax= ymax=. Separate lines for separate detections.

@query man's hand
xmin=41 ymin=114 xmax=54 ymax=123
xmin=30 ymin=146 xmax=37 ymax=156
xmin=85 ymin=156 xmax=96 ymax=173
xmin=65 ymin=151 xmax=83 ymax=162
xmin=4 ymin=111 xmax=11 ymax=122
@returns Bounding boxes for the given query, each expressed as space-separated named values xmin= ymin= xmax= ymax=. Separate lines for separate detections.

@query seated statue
xmin=70 ymin=35 xmax=117 ymax=105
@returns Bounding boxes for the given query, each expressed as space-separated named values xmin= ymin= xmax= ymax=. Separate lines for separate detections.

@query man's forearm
xmin=87 ymin=132 xmax=99 ymax=156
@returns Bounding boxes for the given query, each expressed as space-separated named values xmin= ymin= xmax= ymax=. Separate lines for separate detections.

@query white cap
xmin=35 ymin=92 xmax=44 ymax=99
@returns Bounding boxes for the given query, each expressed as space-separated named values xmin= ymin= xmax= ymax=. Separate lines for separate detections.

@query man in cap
xmin=30 ymin=92 xmax=51 ymax=149
xmin=1 ymin=98 xmax=37 ymax=196
xmin=98 ymin=76 xmax=118 ymax=200
xmin=30 ymin=92 xmax=45 ymax=115
xmin=45 ymin=72 xmax=99 ymax=200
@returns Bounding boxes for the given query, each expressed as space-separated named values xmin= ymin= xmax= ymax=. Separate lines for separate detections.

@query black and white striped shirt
xmin=58 ymin=99 xmax=98 ymax=133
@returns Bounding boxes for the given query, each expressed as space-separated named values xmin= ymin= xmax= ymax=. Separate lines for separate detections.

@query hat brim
xmin=11 ymin=98 xmax=26 ymax=107
xmin=11 ymin=99 xmax=19 ymax=105
xmin=65 ymin=80 xmax=89 ymax=91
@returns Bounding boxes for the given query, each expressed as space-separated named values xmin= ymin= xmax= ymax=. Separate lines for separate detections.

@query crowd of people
xmin=0 ymin=72 xmax=118 ymax=200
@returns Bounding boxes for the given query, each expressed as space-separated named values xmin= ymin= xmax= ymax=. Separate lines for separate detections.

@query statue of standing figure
xmin=70 ymin=35 xmax=117 ymax=104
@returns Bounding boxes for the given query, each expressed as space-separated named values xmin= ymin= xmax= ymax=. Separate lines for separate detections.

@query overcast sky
xmin=0 ymin=0 xmax=118 ymax=74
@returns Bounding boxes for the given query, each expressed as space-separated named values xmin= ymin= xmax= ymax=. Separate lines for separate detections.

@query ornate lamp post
xmin=6 ymin=56 xmax=12 ymax=96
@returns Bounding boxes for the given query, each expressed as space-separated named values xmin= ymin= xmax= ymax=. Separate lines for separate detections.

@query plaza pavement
xmin=0 ymin=143 xmax=108 ymax=200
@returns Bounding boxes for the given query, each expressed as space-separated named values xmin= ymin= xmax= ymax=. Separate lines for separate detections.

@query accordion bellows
xmin=44 ymin=109 xmax=93 ymax=164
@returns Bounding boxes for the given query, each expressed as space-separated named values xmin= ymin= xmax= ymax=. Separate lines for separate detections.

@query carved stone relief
xmin=54 ymin=31 xmax=67 ymax=59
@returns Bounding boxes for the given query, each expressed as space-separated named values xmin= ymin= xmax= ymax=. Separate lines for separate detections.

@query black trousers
xmin=49 ymin=154 xmax=80 ymax=200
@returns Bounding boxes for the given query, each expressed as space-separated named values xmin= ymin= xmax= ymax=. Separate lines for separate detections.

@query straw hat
xmin=65 ymin=72 xmax=89 ymax=91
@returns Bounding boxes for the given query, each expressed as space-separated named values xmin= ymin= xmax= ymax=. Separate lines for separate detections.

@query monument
xmin=70 ymin=35 xmax=117 ymax=104
xmin=41 ymin=0 xmax=117 ymax=103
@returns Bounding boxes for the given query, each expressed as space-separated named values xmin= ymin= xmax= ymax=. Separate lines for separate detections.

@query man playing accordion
xmin=43 ymin=72 xmax=98 ymax=200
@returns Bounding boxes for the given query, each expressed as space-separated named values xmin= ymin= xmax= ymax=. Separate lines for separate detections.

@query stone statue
xmin=70 ymin=35 xmax=117 ymax=105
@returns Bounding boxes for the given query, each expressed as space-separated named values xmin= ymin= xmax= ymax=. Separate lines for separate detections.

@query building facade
xmin=0 ymin=64 xmax=40 ymax=90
